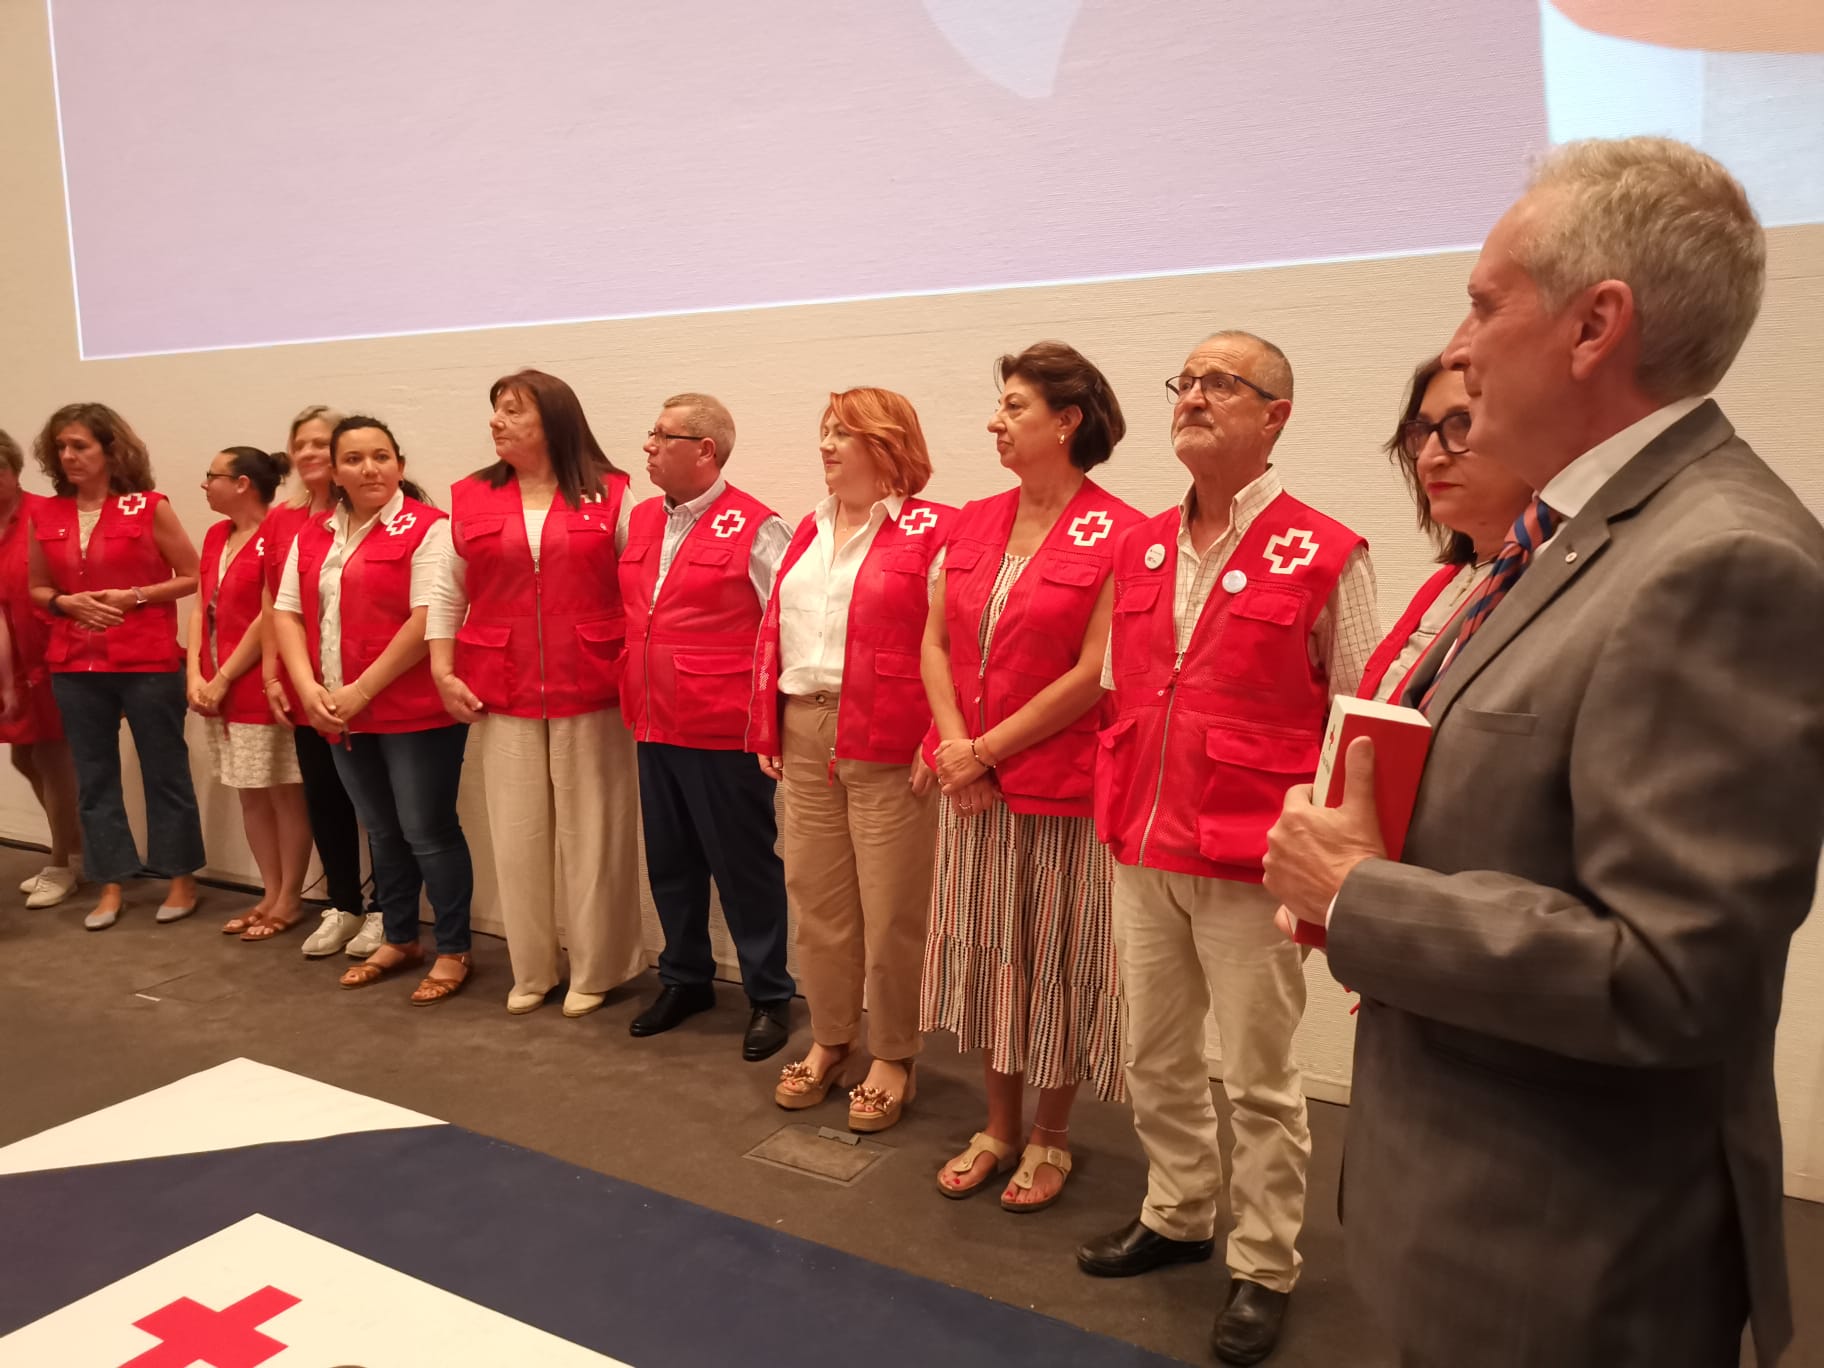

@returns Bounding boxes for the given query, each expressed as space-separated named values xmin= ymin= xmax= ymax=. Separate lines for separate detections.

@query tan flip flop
xmin=1000 ymin=1143 xmax=1073 ymax=1214
xmin=936 ymin=1131 xmax=1018 ymax=1199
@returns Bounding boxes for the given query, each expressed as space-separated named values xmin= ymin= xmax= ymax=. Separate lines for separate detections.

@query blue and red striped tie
xmin=1419 ymin=496 xmax=1557 ymax=710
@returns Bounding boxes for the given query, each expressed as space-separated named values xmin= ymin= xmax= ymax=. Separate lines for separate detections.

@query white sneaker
xmin=24 ymin=865 xmax=79 ymax=909
xmin=345 ymin=911 xmax=385 ymax=957
xmin=302 ymin=908 xmax=363 ymax=958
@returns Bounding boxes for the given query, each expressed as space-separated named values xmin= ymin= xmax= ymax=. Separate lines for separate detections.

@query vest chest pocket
xmin=455 ymin=515 xmax=505 ymax=561
xmin=687 ymin=545 xmax=734 ymax=568
xmin=942 ymin=544 xmax=983 ymax=575
xmin=1213 ymin=585 xmax=1307 ymax=686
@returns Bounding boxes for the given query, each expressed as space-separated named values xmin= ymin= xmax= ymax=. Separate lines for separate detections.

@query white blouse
xmin=777 ymin=494 xmax=943 ymax=696
xmin=274 ymin=490 xmax=449 ymax=690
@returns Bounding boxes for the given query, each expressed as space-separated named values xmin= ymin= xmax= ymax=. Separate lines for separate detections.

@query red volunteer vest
xmin=32 ymin=491 xmax=184 ymax=673
xmin=1356 ymin=562 xmax=1464 ymax=704
xmin=0 ymin=494 xmax=59 ymax=743
xmin=935 ymin=481 xmax=1142 ymax=817
xmin=450 ymin=471 xmax=629 ymax=719
xmin=619 ymin=484 xmax=774 ymax=749
xmin=747 ymin=498 xmax=953 ymax=764
xmin=293 ymin=498 xmax=448 ymax=734
xmin=1095 ymin=493 xmax=1364 ymax=879
xmin=198 ymin=519 xmax=273 ymax=724
xmin=258 ymin=502 xmax=316 ymax=721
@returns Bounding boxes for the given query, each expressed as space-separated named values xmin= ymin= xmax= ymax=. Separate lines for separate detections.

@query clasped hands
xmin=1262 ymin=735 xmax=1387 ymax=942
xmin=59 ymin=588 xmax=137 ymax=631
xmin=932 ymin=736 xmax=999 ymax=816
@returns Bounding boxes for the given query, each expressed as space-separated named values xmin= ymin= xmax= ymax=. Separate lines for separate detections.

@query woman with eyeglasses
xmin=426 ymin=369 xmax=644 ymax=1018
xmin=274 ymin=415 xmax=475 ymax=1004
xmin=0 ymin=428 xmax=82 ymax=910
xmin=188 ymin=446 xmax=313 ymax=940
xmin=1357 ymin=357 xmax=1536 ymax=703
xmin=922 ymin=342 xmax=1143 ymax=1211
xmin=27 ymin=403 xmax=204 ymax=931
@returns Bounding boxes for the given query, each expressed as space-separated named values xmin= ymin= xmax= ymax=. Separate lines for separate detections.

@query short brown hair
xmin=1384 ymin=356 xmax=1474 ymax=567
xmin=825 ymin=388 xmax=933 ymax=497
xmin=995 ymin=342 xmax=1125 ymax=471
xmin=0 ymin=429 xmax=23 ymax=476
xmin=661 ymin=392 xmax=736 ymax=467
xmin=34 ymin=403 xmax=155 ymax=496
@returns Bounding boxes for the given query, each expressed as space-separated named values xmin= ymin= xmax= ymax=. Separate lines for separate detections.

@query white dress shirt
xmin=274 ymin=490 xmax=449 ymax=689
xmin=653 ymin=475 xmax=792 ymax=607
xmin=1100 ymin=469 xmax=1380 ymax=699
xmin=777 ymin=494 xmax=914 ymax=696
xmin=423 ymin=496 xmax=632 ymax=641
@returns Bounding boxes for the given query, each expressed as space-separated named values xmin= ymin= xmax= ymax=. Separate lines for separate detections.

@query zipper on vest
xmin=533 ymin=554 xmax=547 ymax=718
xmin=1136 ymin=649 xmax=1185 ymax=867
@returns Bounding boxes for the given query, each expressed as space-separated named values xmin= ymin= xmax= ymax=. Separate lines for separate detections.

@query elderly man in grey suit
xmin=1264 ymin=136 xmax=1824 ymax=1368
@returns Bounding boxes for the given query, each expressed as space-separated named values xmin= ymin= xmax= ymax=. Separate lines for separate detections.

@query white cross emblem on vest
xmin=385 ymin=512 xmax=418 ymax=537
xmin=1067 ymin=510 xmax=1113 ymax=548
xmin=116 ymin=493 xmax=147 ymax=516
xmin=1263 ymin=529 xmax=1318 ymax=575
xmin=898 ymin=507 xmax=938 ymax=536
xmin=254 ymin=536 xmax=265 ymax=558
xmin=712 ymin=509 xmax=747 ymax=538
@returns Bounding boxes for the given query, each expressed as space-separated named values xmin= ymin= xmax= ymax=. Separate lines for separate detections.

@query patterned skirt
xmin=208 ymin=721 xmax=302 ymax=789
xmin=919 ymin=794 xmax=1125 ymax=1101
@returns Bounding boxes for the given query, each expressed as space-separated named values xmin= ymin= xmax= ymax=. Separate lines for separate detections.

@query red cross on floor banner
xmin=122 ymin=1286 xmax=299 ymax=1368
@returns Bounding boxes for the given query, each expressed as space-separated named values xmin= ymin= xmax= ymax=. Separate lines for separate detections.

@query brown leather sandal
xmin=410 ymin=953 xmax=473 ymax=1006
xmin=774 ymin=1048 xmax=851 ymax=1110
xmin=849 ymin=1063 xmax=916 ymax=1134
xmin=241 ymin=912 xmax=303 ymax=942
xmin=221 ymin=909 xmax=265 ymax=935
xmin=339 ymin=945 xmax=424 ymax=989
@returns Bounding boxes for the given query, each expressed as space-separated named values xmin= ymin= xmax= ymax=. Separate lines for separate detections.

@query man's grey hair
xmin=1519 ymin=136 xmax=1764 ymax=399
xmin=1202 ymin=331 xmax=1294 ymax=403
xmin=661 ymin=392 xmax=736 ymax=467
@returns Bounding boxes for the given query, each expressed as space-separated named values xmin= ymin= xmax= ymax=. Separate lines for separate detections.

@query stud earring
xmin=1057 ymin=433 xmax=1066 ymax=446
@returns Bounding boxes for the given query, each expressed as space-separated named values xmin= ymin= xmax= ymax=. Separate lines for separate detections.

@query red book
xmin=1291 ymin=696 xmax=1433 ymax=950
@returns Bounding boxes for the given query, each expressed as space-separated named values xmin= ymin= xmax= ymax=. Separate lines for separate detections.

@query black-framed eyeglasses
xmin=1397 ymin=411 xmax=1473 ymax=459
xmin=1166 ymin=370 xmax=1278 ymax=404
xmin=647 ymin=428 xmax=704 ymax=444
xmin=201 ymin=471 xmax=237 ymax=482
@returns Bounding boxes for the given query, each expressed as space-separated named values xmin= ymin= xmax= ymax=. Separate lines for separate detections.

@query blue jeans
xmin=51 ymin=671 xmax=204 ymax=885
xmin=330 ymin=725 xmax=473 ymax=956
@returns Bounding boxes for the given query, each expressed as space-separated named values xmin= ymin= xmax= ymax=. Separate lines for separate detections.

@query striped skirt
xmin=918 ymin=794 xmax=1125 ymax=1101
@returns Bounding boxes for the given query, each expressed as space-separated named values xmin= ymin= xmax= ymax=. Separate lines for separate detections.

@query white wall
xmin=2 ymin=2 xmax=1820 ymax=1198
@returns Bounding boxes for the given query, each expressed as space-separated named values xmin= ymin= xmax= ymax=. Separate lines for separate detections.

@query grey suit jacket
xmin=1329 ymin=402 xmax=1824 ymax=1368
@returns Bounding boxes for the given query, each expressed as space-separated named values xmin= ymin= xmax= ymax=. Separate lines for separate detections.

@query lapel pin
xmin=1222 ymin=569 xmax=1247 ymax=594
xmin=1564 ymin=550 xmax=1577 ymax=564
xmin=1144 ymin=543 xmax=1165 ymax=570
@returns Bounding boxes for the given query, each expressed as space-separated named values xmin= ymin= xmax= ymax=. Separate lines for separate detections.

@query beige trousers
xmin=779 ymin=694 xmax=935 ymax=1061
xmin=480 ymin=709 xmax=646 ymax=996
xmin=1112 ymin=862 xmax=1311 ymax=1291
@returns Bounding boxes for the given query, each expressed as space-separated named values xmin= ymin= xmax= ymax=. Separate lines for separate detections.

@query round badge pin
xmin=1143 ymin=543 xmax=1166 ymax=571
xmin=1222 ymin=569 xmax=1248 ymax=594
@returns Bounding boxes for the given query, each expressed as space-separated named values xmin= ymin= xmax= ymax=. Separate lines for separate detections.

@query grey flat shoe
xmin=83 ymin=904 xmax=121 ymax=931
xmin=155 ymin=901 xmax=198 ymax=924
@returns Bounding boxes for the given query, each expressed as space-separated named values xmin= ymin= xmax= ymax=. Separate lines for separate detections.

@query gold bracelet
xmin=354 ymin=680 xmax=373 ymax=702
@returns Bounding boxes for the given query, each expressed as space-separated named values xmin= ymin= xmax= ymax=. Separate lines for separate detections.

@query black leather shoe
xmin=1076 ymin=1218 xmax=1215 ymax=1278
xmin=628 ymin=983 xmax=715 ymax=1037
xmin=1212 ymin=1278 xmax=1290 ymax=1365
xmin=742 ymin=1000 xmax=791 ymax=1061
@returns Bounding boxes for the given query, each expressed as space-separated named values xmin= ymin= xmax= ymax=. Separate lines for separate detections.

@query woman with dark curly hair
xmin=27 ymin=402 xmax=203 ymax=930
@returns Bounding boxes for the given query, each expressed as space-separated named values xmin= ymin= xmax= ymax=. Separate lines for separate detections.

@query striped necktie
xmin=1419 ymin=496 xmax=1558 ymax=710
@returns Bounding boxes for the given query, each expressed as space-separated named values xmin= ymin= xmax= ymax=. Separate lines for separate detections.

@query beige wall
xmin=3 ymin=3 xmax=1820 ymax=1198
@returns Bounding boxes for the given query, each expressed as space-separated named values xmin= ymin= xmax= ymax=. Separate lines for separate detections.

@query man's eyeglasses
xmin=1166 ymin=371 xmax=1278 ymax=404
xmin=647 ymin=428 xmax=703 ymax=444
xmin=1397 ymin=412 xmax=1473 ymax=459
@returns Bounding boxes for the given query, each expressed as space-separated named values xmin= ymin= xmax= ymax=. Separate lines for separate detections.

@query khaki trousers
xmin=1112 ymin=862 xmax=1311 ymax=1291
xmin=779 ymin=694 xmax=935 ymax=1061
xmin=480 ymin=709 xmax=646 ymax=996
